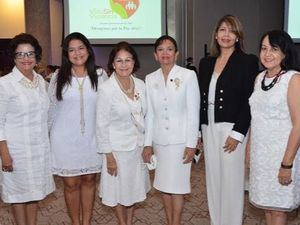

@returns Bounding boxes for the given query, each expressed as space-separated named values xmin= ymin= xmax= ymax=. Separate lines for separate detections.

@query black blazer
xmin=198 ymin=49 xmax=259 ymax=136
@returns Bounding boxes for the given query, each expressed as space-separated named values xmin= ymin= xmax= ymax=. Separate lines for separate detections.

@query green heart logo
xmin=110 ymin=0 xmax=140 ymax=19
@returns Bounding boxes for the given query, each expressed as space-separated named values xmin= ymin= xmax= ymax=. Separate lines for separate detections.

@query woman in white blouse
xmin=96 ymin=42 xmax=150 ymax=225
xmin=48 ymin=32 xmax=107 ymax=225
xmin=143 ymin=35 xmax=200 ymax=225
xmin=0 ymin=33 xmax=55 ymax=225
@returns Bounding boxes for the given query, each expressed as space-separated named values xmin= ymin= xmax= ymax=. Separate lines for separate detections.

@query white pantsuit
xmin=202 ymin=105 xmax=246 ymax=225
xmin=145 ymin=65 xmax=200 ymax=193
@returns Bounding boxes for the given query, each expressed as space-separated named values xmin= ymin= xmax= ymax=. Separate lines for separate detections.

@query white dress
xmin=249 ymin=70 xmax=300 ymax=211
xmin=48 ymin=69 xmax=107 ymax=176
xmin=0 ymin=67 xmax=55 ymax=203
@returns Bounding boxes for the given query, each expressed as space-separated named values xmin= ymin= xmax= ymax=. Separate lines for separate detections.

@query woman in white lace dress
xmin=248 ymin=30 xmax=300 ymax=225
xmin=48 ymin=32 xmax=107 ymax=225
xmin=0 ymin=33 xmax=55 ymax=225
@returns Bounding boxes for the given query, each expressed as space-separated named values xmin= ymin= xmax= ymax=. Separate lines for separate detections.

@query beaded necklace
xmin=261 ymin=70 xmax=286 ymax=91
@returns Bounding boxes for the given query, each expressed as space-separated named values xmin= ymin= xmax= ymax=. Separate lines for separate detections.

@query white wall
xmin=0 ymin=0 xmax=25 ymax=38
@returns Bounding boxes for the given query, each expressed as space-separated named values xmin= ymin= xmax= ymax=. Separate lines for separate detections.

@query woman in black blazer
xmin=198 ymin=15 xmax=258 ymax=225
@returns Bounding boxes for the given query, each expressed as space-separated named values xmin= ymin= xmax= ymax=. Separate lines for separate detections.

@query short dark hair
xmin=56 ymin=32 xmax=98 ymax=101
xmin=107 ymin=41 xmax=140 ymax=75
xmin=259 ymin=30 xmax=299 ymax=71
xmin=9 ymin=33 xmax=42 ymax=62
xmin=154 ymin=35 xmax=178 ymax=52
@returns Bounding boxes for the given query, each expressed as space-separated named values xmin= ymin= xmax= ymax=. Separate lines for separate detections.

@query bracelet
xmin=281 ymin=162 xmax=293 ymax=169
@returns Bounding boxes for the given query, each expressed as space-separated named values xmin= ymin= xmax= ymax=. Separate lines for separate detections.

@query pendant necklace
xmin=72 ymin=68 xmax=87 ymax=134
xmin=261 ymin=69 xmax=286 ymax=91
xmin=115 ymin=74 xmax=135 ymax=96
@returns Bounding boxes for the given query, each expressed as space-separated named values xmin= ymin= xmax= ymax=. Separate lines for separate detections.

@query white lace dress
xmin=249 ymin=70 xmax=300 ymax=211
xmin=48 ymin=69 xmax=108 ymax=176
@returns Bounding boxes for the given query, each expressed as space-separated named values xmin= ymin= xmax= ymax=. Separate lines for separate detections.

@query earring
xmin=236 ymin=39 xmax=239 ymax=42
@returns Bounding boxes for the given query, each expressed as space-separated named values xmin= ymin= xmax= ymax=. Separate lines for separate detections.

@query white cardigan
xmin=96 ymin=74 xmax=146 ymax=153
xmin=144 ymin=64 xmax=200 ymax=148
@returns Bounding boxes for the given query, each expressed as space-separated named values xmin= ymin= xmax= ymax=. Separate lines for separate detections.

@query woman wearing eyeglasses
xmin=96 ymin=42 xmax=150 ymax=225
xmin=48 ymin=32 xmax=107 ymax=225
xmin=0 ymin=33 xmax=55 ymax=225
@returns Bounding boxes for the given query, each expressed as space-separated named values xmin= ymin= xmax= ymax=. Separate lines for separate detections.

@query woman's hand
xmin=278 ymin=168 xmax=292 ymax=186
xmin=196 ymin=137 xmax=203 ymax=150
xmin=183 ymin=147 xmax=196 ymax=164
xmin=142 ymin=146 xmax=153 ymax=163
xmin=223 ymin=136 xmax=239 ymax=153
xmin=106 ymin=153 xmax=117 ymax=176
xmin=0 ymin=145 xmax=13 ymax=172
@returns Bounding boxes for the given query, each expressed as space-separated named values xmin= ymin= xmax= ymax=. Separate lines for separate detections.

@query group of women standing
xmin=0 ymin=14 xmax=299 ymax=225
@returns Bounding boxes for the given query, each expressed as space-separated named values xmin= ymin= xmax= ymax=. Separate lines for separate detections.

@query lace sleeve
xmin=47 ymin=72 xmax=58 ymax=130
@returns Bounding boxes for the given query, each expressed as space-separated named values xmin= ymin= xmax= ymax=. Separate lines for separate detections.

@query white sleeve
xmin=96 ymin=86 xmax=113 ymax=153
xmin=97 ymin=68 xmax=109 ymax=85
xmin=144 ymin=76 xmax=154 ymax=146
xmin=185 ymin=71 xmax=200 ymax=148
xmin=47 ymin=72 xmax=58 ymax=130
xmin=0 ymin=82 xmax=8 ymax=141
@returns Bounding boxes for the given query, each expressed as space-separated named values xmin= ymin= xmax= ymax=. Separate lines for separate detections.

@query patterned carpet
xmin=0 ymin=159 xmax=299 ymax=225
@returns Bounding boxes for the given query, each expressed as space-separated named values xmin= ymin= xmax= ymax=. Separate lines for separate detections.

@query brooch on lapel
xmin=174 ymin=78 xmax=181 ymax=90
xmin=134 ymin=92 xmax=140 ymax=101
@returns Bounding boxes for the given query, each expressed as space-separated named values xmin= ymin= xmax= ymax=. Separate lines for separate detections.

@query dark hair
xmin=56 ymin=32 xmax=98 ymax=101
xmin=259 ymin=30 xmax=299 ymax=71
xmin=154 ymin=35 xmax=178 ymax=52
xmin=210 ymin=15 xmax=244 ymax=57
xmin=9 ymin=33 xmax=42 ymax=62
xmin=107 ymin=41 xmax=140 ymax=75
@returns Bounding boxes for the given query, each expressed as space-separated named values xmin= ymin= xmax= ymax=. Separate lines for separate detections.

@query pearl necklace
xmin=72 ymin=69 xmax=87 ymax=134
xmin=19 ymin=76 xmax=39 ymax=89
xmin=115 ymin=75 xmax=135 ymax=95
xmin=261 ymin=70 xmax=286 ymax=91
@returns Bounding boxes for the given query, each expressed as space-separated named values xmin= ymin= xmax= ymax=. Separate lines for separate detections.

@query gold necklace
xmin=115 ymin=75 xmax=134 ymax=95
xmin=72 ymin=69 xmax=87 ymax=134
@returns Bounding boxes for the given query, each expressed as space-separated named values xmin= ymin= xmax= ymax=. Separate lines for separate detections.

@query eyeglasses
xmin=114 ymin=58 xmax=134 ymax=65
xmin=15 ymin=51 xmax=36 ymax=59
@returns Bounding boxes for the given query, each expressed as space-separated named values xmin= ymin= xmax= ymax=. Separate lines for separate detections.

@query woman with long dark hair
xmin=48 ymin=32 xmax=107 ymax=225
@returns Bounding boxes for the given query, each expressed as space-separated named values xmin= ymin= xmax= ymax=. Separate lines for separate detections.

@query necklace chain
xmin=115 ymin=75 xmax=135 ymax=95
xmin=261 ymin=70 xmax=286 ymax=91
xmin=72 ymin=69 xmax=87 ymax=134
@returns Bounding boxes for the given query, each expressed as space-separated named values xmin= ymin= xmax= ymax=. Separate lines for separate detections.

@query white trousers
xmin=202 ymin=107 xmax=247 ymax=225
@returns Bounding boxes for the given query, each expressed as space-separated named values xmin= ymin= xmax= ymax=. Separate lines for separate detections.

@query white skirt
xmin=153 ymin=143 xmax=192 ymax=194
xmin=99 ymin=146 xmax=150 ymax=207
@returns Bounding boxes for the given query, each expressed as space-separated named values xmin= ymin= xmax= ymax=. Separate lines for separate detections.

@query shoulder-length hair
xmin=107 ymin=41 xmax=140 ymax=75
xmin=56 ymin=32 xmax=98 ymax=101
xmin=259 ymin=30 xmax=299 ymax=71
xmin=210 ymin=15 xmax=245 ymax=57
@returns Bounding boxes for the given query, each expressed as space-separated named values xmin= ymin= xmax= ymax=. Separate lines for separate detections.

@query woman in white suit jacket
xmin=96 ymin=42 xmax=150 ymax=225
xmin=143 ymin=35 xmax=200 ymax=225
